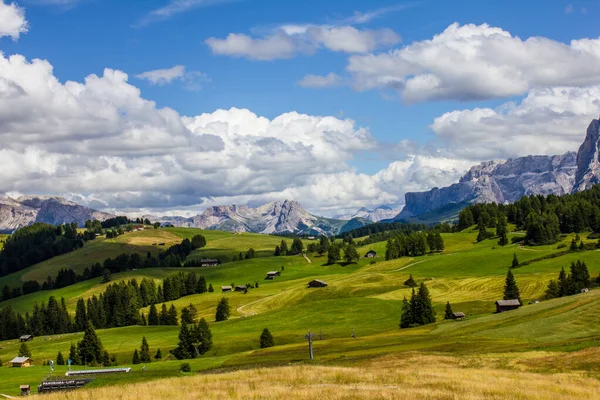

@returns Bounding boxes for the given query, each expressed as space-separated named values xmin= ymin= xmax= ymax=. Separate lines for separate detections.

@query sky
xmin=0 ymin=0 xmax=599 ymax=217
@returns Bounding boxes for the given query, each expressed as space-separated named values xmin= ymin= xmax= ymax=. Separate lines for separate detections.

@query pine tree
xmin=154 ymin=348 xmax=162 ymax=360
xmin=148 ymin=304 xmax=159 ymax=326
xmin=190 ymin=318 xmax=212 ymax=356
xmin=280 ymin=239 xmax=289 ymax=256
xmin=570 ymin=238 xmax=578 ymax=251
xmin=18 ymin=342 xmax=31 ymax=357
xmin=477 ymin=216 xmax=491 ymax=242
xmin=399 ymin=297 xmax=412 ymax=328
xmin=69 ymin=342 xmax=81 ymax=365
xmin=344 ymin=245 xmax=359 ymax=264
xmin=416 ymin=283 xmax=436 ymax=324
xmin=167 ymin=304 xmax=178 ymax=325
xmin=141 ymin=313 xmax=147 ymax=326
xmin=444 ymin=301 xmax=454 ymax=320
xmin=159 ymin=304 xmax=169 ymax=325
xmin=171 ymin=322 xmax=192 ymax=360
xmin=511 ymin=253 xmax=520 ymax=269
xmin=497 ymin=213 xmax=509 ymax=246
xmin=132 ymin=349 xmax=141 ymax=364
xmin=215 ymin=298 xmax=230 ymax=322
xmin=327 ymin=245 xmax=340 ymax=264
xmin=102 ymin=269 xmax=111 ymax=283
xmin=140 ymin=336 xmax=151 ymax=363
xmin=56 ymin=351 xmax=65 ymax=365
xmin=274 ymin=245 xmax=281 ymax=256
xmin=208 ymin=283 xmax=214 ymax=293
xmin=196 ymin=276 xmax=207 ymax=294
xmin=290 ymin=238 xmax=304 ymax=255
xmin=181 ymin=307 xmax=194 ymax=325
xmin=259 ymin=328 xmax=274 ymax=348
xmin=403 ymin=274 xmax=417 ymax=288
xmin=101 ymin=350 xmax=111 ymax=367
xmin=75 ymin=298 xmax=88 ymax=332
xmin=545 ymin=280 xmax=560 ymax=299
xmin=558 ymin=267 xmax=570 ymax=297
xmin=503 ymin=269 xmax=521 ymax=302
xmin=78 ymin=322 xmax=103 ymax=365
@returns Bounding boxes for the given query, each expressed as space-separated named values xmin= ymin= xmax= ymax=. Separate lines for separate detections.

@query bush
xmin=180 ymin=362 xmax=191 ymax=372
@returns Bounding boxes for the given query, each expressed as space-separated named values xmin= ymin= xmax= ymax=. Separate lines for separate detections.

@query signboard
xmin=38 ymin=379 xmax=94 ymax=393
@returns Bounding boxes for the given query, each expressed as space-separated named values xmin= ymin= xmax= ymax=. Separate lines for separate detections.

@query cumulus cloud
xmin=135 ymin=65 xmax=209 ymax=90
xmin=298 ymin=73 xmax=342 ymax=88
xmin=347 ymin=22 xmax=600 ymax=103
xmin=430 ymin=85 xmax=600 ymax=160
xmin=205 ymin=25 xmax=400 ymax=60
xmin=0 ymin=1 xmax=28 ymax=40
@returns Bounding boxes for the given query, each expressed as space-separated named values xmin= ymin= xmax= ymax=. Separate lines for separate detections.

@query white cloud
xmin=347 ymin=22 xmax=600 ymax=103
xmin=0 ymin=1 xmax=28 ymax=40
xmin=298 ymin=73 xmax=342 ymax=88
xmin=339 ymin=4 xmax=415 ymax=25
xmin=135 ymin=0 xmax=237 ymax=27
xmin=430 ymin=85 xmax=600 ymax=160
xmin=205 ymin=25 xmax=400 ymax=60
xmin=136 ymin=65 xmax=210 ymax=91
xmin=136 ymin=65 xmax=186 ymax=85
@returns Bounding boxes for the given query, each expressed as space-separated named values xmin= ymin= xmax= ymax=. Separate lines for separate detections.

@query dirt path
xmin=303 ymin=253 xmax=312 ymax=263
xmin=393 ymin=259 xmax=429 ymax=272
xmin=1 ymin=394 xmax=15 ymax=399
xmin=236 ymin=296 xmax=273 ymax=316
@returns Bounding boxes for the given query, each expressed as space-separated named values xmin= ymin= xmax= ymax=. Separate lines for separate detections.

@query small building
xmin=19 ymin=335 xmax=33 ymax=342
xmin=582 ymin=288 xmax=589 ymax=293
xmin=307 ymin=279 xmax=328 ymax=288
xmin=200 ymin=259 xmax=219 ymax=267
xmin=221 ymin=286 xmax=232 ymax=292
xmin=266 ymin=271 xmax=281 ymax=280
xmin=365 ymin=250 xmax=377 ymax=258
xmin=20 ymin=385 xmax=30 ymax=396
xmin=452 ymin=312 xmax=466 ymax=320
xmin=495 ymin=299 xmax=521 ymax=313
xmin=11 ymin=357 xmax=31 ymax=368
xmin=307 ymin=236 xmax=316 ymax=240
xmin=235 ymin=285 xmax=247 ymax=292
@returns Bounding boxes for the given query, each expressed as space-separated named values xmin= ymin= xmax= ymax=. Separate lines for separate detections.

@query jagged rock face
xmin=337 ymin=206 xmax=402 ymax=222
xmin=399 ymin=152 xmax=578 ymax=219
xmin=573 ymin=119 xmax=600 ymax=193
xmin=155 ymin=200 xmax=367 ymax=235
xmin=0 ymin=196 xmax=113 ymax=233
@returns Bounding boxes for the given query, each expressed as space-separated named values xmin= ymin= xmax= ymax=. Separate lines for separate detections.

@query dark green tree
xmin=290 ymin=238 xmax=304 ymax=254
xmin=102 ymin=269 xmax=111 ymax=283
xmin=56 ymin=351 xmax=65 ymax=365
xmin=280 ymin=240 xmax=289 ymax=256
xmin=132 ymin=349 xmax=141 ymax=365
xmin=18 ymin=342 xmax=31 ymax=357
xmin=416 ymin=283 xmax=436 ymax=325
xmin=444 ymin=301 xmax=454 ymax=320
xmin=259 ymin=328 xmax=274 ymax=348
xmin=327 ymin=245 xmax=341 ymax=264
xmin=190 ymin=318 xmax=212 ymax=356
xmin=140 ymin=336 xmax=151 ymax=363
xmin=399 ymin=297 xmax=412 ymax=328
xmin=545 ymin=279 xmax=560 ymax=299
xmin=403 ymin=274 xmax=417 ymax=288
xmin=503 ymin=269 xmax=521 ymax=302
xmin=191 ymin=234 xmax=207 ymax=250
xmin=69 ymin=342 xmax=81 ymax=365
xmin=208 ymin=283 xmax=214 ymax=293
xmin=274 ymin=245 xmax=281 ymax=256
xmin=159 ymin=304 xmax=169 ymax=325
xmin=558 ymin=267 xmax=570 ymax=297
xmin=167 ymin=304 xmax=178 ymax=325
xmin=171 ymin=322 xmax=192 ymax=360
xmin=497 ymin=213 xmax=509 ymax=246
xmin=78 ymin=322 xmax=104 ymax=365
xmin=75 ymin=298 xmax=88 ymax=332
xmin=215 ymin=297 xmax=230 ymax=322
xmin=344 ymin=245 xmax=359 ymax=264
xmin=511 ymin=253 xmax=520 ymax=269
xmin=148 ymin=304 xmax=159 ymax=326
xmin=155 ymin=348 xmax=162 ymax=360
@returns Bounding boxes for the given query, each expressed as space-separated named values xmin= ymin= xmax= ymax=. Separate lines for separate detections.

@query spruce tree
xmin=190 ymin=318 xmax=212 ymax=356
xmin=18 ymin=342 xmax=31 ymax=357
xmin=154 ymin=348 xmax=162 ymax=360
xmin=558 ymin=267 xmax=570 ymax=297
xmin=497 ymin=213 xmax=509 ymax=246
xmin=476 ymin=216 xmax=490 ymax=242
xmin=344 ymin=245 xmax=359 ymax=264
xmin=101 ymin=350 xmax=111 ymax=367
xmin=181 ymin=307 xmax=194 ymax=325
xmin=75 ymin=298 xmax=88 ymax=332
xmin=570 ymin=238 xmax=578 ymax=251
xmin=511 ymin=253 xmax=520 ymax=269
xmin=259 ymin=328 xmax=275 ymax=348
xmin=171 ymin=322 xmax=192 ymax=360
xmin=416 ymin=283 xmax=436 ymax=324
xmin=399 ymin=297 xmax=413 ymax=328
xmin=132 ymin=349 xmax=141 ymax=365
xmin=280 ymin=240 xmax=289 ymax=256
xmin=444 ymin=301 xmax=454 ymax=320
xmin=545 ymin=280 xmax=560 ymax=299
xmin=69 ymin=342 xmax=81 ymax=365
xmin=503 ymin=269 xmax=521 ymax=302
xmin=167 ymin=304 xmax=178 ymax=325
xmin=148 ymin=304 xmax=159 ymax=326
xmin=196 ymin=277 xmax=207 ymax=294
xmin=140 ymin=336 xmax=151 ymax=363
xmin=56 ymin=351 xmax=65 ymax=365
xmin=403 ymin=274 xmax=417 ymax=288
xmin=208 ymin=283 xmax=214 ymax=292
xmin=159 ymin=304 xmax=169 ymax=325
xmin=274 ymin=245 xmax=281 ymax=256
xmin=78 ymin=322 xmax=103 ymax=365
xmin=215 ymin=298 xmax=230 ymax=322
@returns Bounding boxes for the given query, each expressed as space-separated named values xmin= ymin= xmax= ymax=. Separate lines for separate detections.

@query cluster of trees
xmin=460 ymin=186 xmax=600 ymax=245
xmin=274 ymin=238 xmax=304 ymax=256
xmin=132 ymin=337 xmax=156 ymax=364
xmin=171 ymin=319 xmax=213 ymax=360
xmin=399 ymin=283 xmax=436 ymax=328
xmin=0 ymin=296 xmax=71 ymax=340
xmin=0 ymin=223 xmax=87 ymax=277
xmin=385 ymin=231 xmax=445 ymax=261
xmin=100 ymin=216 xmax=131 ymax=229
xmin=147 ymin=304 xmax=179 ymax=326
xmin=340 ymin=222 xmax=429 ymax=240
xmin=326 ymin=242 xmax=359 ymax=265
xmin=545 ymin=260 xmax=597 ymax=299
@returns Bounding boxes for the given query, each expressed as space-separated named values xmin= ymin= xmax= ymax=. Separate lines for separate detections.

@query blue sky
xmin=1 ymin=0 xmax=599 ymax=215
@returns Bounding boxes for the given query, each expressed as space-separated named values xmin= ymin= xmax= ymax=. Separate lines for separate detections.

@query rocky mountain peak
xmin=573 ymin=119 xmax=600 ymax=193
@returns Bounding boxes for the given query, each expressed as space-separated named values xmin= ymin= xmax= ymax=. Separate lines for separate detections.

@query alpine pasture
xmin=0 ymin=226 xmax=599 ymax=398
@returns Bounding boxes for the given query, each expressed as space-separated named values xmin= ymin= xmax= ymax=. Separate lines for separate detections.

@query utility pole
xmin=304 ymin=330 xmax=316 ymax=360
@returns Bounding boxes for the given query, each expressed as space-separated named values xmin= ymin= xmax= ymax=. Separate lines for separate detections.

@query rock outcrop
xmin=0 ymin=196 xmax=113 ymax=233
xmin=397 ymin=119 xmax=600 ymax=219
xmin=337 ymin=206 xmax=402 ymax=222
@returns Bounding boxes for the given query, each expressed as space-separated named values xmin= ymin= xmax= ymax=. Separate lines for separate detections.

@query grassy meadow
xmin=0 ymin=226 xmax=599 ymax=397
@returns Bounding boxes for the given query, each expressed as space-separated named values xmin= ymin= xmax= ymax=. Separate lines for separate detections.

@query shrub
xmin=180 ymin=362 xmax=191 ymax=372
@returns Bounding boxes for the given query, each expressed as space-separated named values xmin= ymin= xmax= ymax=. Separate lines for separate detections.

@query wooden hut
xmin=19 ymin=335 xmax=33 ymax=342
xmin=235 ymin=285 xmax=247 ymax=292
xmin=200 ymin=259 xmax=219 ymax=267
xmin=266 ymin=271 xmax=281 ymax=280
xmin=20 ymin=385 xmax=30 ymax=396
xmin=365 ymin=250 xmax=377 ymax=258
xmin=307 ymin=279 xmax=328 ymax=288
xmin=495 ymin=299 xmax=521 ymax=313
xmin=452 ymin=312 xmax=466 ymax=320
xmin=10 ymin=357 xmax=31 ymax=368
xmin=221 ymin=286 xmax=232 ymax=292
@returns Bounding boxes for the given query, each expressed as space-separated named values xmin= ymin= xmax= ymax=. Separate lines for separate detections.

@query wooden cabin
xmin=200 ymin=259 xmax=219 ymax=267
xmin=221 ymin=286 xmax=232 ymax=292
xmin=495 ymin=299 xmax=521 ymax=313
xmin=235 ymin=285 xmax=247 ymax=292
xmin=20 ymin=385 xmax=30 ymax=396
xmin=307 ymin=279 xmax=328 ymax=288
xmin=19 ymin=335 xmax=33 ymax=342
xmin=452 ymin=312 xmax=466 ymax=320
xmin=11 ymin=357 xmax=31 ymax=368
xmin=365 ymin=250 xmax=377 ymax=258
xmin=266 ymin=271 xmax=281 ymax=280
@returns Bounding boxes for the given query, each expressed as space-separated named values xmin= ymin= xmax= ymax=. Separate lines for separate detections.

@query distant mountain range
xmin=335 ymin=205 xmax=402 ymax=222
xmin=0 ymin=196 xmax=114 ymax=233
xmin=398 ymin=118 xmax=600 ymax=220
xmin=147 ymin=200 xmax=371 ymax=236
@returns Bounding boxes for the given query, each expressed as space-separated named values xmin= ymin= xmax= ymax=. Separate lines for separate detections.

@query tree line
xmin=385 ymin=231 xmax=445 ymax=261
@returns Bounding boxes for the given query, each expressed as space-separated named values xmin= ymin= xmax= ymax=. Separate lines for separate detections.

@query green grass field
xmin=0 ymin=227 xmax=599 ymax=397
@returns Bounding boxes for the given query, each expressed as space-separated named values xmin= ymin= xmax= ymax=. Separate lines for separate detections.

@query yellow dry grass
xmin=37 ymin=354 xmax=600 ymax=400
xmin=114 ymin=229 xmax=182 ymax=246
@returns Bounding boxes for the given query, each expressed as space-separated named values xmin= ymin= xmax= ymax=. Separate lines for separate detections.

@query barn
xmin=495 ymin=299 xmax=521 ymax=313
xmin=10 ymin=357 xmax=31 ymax=368
xmin=19 ymin=335 xmax=33 ymax=342
xmin=221 ymin=286 xmax=232 ymax=292
xmin=307 ymin=279 xmax=328 ymax=288
xmin=266 ymin=271 xmax=281 ymax=280
xmin=452 ymin=312 xmax=466 ymax=320
xmin=235 ymin=285 xmax=247 ymax=292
